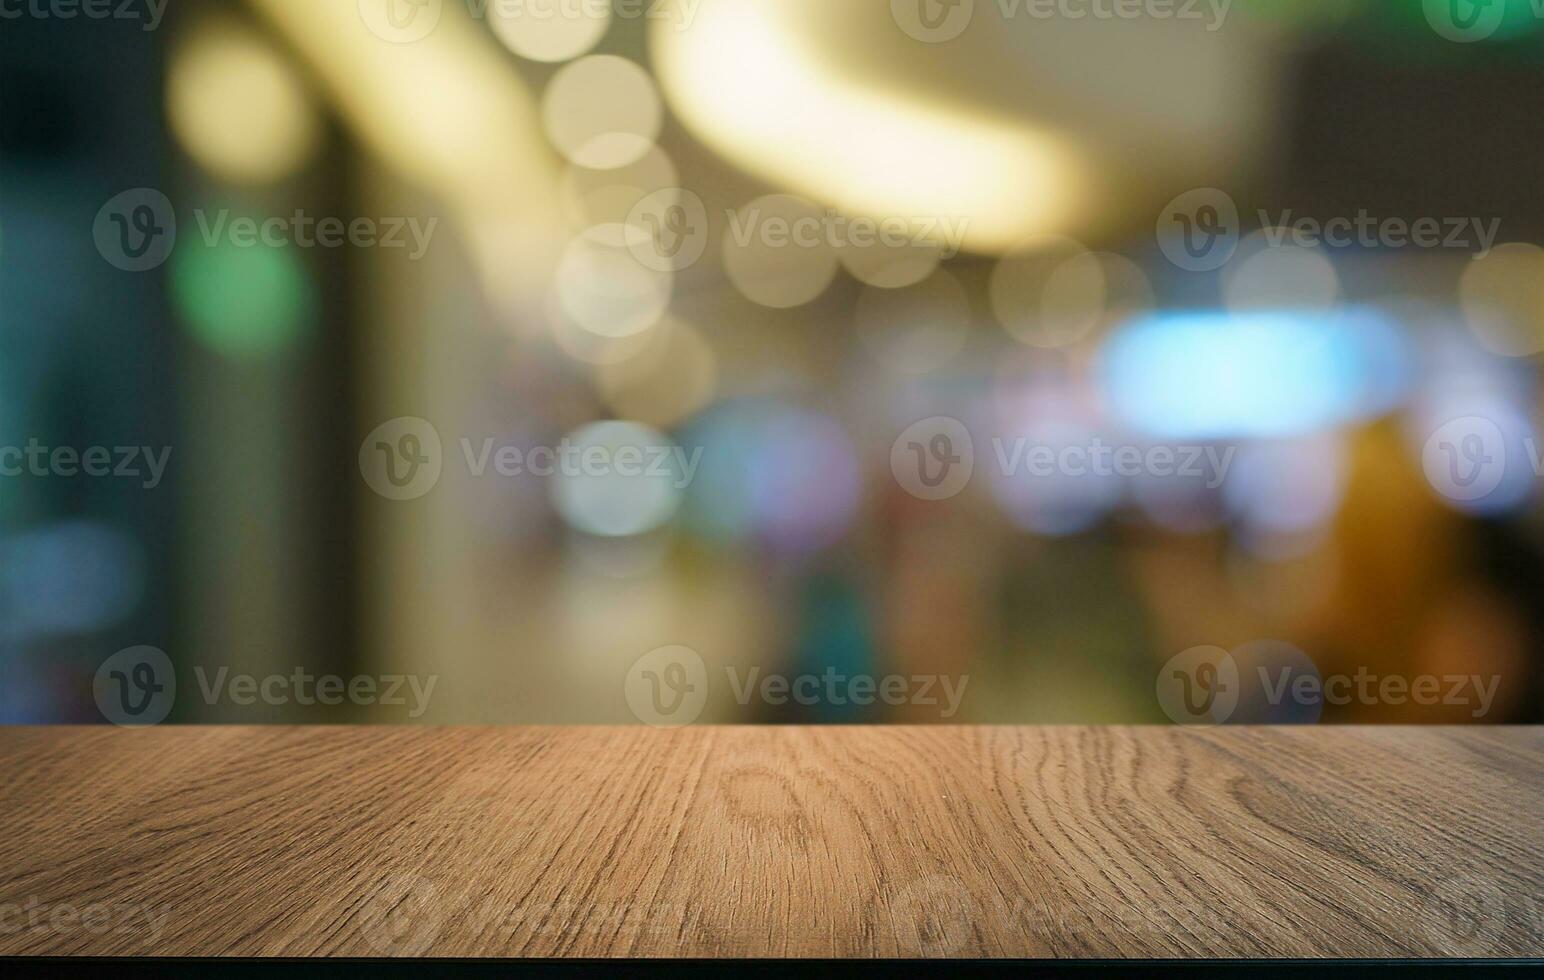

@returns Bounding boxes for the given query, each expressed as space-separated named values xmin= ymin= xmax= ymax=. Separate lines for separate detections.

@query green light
xmin=1428 ymin=0 xmax=1544 ymax=41
xmin=172 ymin=233 xmax=313 ymax=358
xmin=1375 ymin=0 xmax=1544 ymax=44
xmin=1320 ymin=0 xmax=1544 ymax=66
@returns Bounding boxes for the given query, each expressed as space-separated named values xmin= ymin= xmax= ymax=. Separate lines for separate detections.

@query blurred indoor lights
xmin=1223 ymin=435 xmax=1347 ymax=540
xmin=488 ymin=0 xmax=611 ymax=62
xmin=991 ymin=238 xmax=1152 ymax=349
xmin=1222 ymin=233 xmax=1340 ymax=313
xmin=1100 ymin=309 xmax=1408 ymax=440
xmin=0 ymin=522 xmax=146 ymax=638
xmin=1459 ymin=242 xmax=1544 ymax=358
xmin=593 ymin=318 xmax=717 ymax=428
xmin=650 ymin=0 xmax=1087 ymax=254
xmin=546 ymin=287 xmax=663 ymax=365
xmin=549 ymin=421 xmax=686 ymax=537
xmin=560 ymin=148 xmax=680 ymax=246
xmin=248 ymin=0 xmax=565 ymax=311
xmin=167 ymin=20 xmax=321 ymax=184
xmin=722 ymin=194 xmax=839 ymax=309
xmin=987 ymin=389 xmax=1123 ymax=537
xmin=1408 ymin=386 xmax=1537 ymax=518
xmin=836 ymin=222 xmax=942 ymax=289
xmin=683 ymin=401 xmax=861 ymax=556
xmin=541 ymin=55 xmax=662 ymax=171
xmin=172 ymin=234 xmax=314 ymax=357
xmin=554 ymin=234 xmax=672 ymax=338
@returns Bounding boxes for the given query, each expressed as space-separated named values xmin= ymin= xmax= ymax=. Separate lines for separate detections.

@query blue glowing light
xmin=680 ymin=400 xmax=861 ymax=555
xmin=1098 ymin=309 xmax=1410 ymax=440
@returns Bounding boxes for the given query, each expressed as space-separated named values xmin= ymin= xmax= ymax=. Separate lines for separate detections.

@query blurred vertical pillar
xmin=170 ymin=2 xmax=355 ymax=720
xmin=244 ymin=0 xmax=564 ymax=719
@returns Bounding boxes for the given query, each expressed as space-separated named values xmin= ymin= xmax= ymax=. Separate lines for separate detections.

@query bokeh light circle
xmin=682 ymin=401 xmax=861 ymax=555
xmin=172 ymin=236 xmax=313 ymax=357
xmin=559 ymin=147 xmax=679 ymax=247
xmin=1222 ymin=435 xmax=1346 ymax=538
xmin=722 ymin=194 xmax=839 ymax=308
xmin=626 ymin=187 xmax=710 ymax=273
xmin=549 ymin=420 xmax=686 ymax=537
xmin=835 ymin=215 xmax=943 ymax=289
xmin=1222 ymin=232 xmax=1339 ymax=313
xmin=986 ymin=391 xmax=1123 ymax=536
xmin=594 ymin=318 xmax=718 ymax=428
xmin=541 ymin=55 xmax=661 ymax=170
xmin=554 ymin=234 xmax=672 ymax=338
xmin=990 ymin=238 xmax=1146 ymax=348
xmin=1459 ymin=242 xmax=1544 ymax=357
xmin=167 ymin=24 xmax=321 ymax=184
xmin=545 ymin=284 xmax=665 ymax=366
xmin=488 ymin=0 xmax=611 ymax=62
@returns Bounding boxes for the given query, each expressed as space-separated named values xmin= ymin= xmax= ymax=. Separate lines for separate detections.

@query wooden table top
xmin=0 ymin=725 xmax=1540 ymax=959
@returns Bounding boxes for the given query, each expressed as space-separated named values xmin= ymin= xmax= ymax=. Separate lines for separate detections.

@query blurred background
xmin=4 ymin=0 xmax=1544 ymax=724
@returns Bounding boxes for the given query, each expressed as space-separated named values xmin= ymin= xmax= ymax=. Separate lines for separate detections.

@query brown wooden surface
xmin=0 ymin=725 xmax=1540 ymax=958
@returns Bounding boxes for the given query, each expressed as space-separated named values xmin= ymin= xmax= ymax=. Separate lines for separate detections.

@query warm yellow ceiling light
xmin=168 ymin=19 xmax=321 ymax=184
xmin=246 ymin=0 xmax=564 ymax=312
xmin=652 ymin=0 xmax=1282 ymax=254
xmin=648 ymin=0 xmax=1088 ymax=255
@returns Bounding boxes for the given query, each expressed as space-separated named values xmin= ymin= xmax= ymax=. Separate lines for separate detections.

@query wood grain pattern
xmin=0 ymin=726 xmax=1540 ymax=958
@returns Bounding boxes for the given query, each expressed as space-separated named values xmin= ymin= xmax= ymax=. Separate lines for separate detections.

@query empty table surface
xmin=0 ymin=725 xmax=1540 ymax=958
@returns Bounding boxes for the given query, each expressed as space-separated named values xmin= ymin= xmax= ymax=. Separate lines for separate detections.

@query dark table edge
xmin=3 ymin=957 xmax=1542 ymax=977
